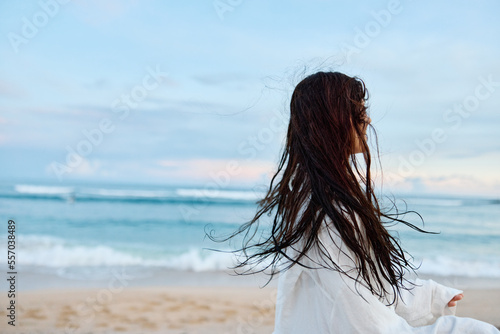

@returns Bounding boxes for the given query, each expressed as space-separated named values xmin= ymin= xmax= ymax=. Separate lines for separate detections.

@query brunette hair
xmin=212 ymin=71 xmax=430 ymax=304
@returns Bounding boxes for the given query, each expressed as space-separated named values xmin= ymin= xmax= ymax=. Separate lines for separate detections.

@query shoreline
xmin=15 ymin=266 xmax=500 ymax=290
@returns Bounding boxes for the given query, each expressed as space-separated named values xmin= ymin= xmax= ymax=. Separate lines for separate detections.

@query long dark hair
xmin=212 ymin=71 xmax=430 ymax=304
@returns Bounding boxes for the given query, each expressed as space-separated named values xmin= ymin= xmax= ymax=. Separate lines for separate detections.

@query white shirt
xmin=272 ymin=219 xmax=499 ymax=333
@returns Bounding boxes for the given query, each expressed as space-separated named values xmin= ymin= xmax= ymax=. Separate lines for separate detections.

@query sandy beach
xmin=1 ymin=286 xmax=276 ymax=334
xmin=1 ymin=272 xmax=499 ymax=333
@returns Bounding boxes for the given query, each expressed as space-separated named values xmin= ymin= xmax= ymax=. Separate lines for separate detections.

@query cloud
xmin=192 ymin=73 xmax=252 ymax=86
xmin=443 ymin=146 xmax=500 ymax=160
xmin=382 ymin=173 xmax=500 ymax=198
xmin=0 ymin=80 xmax=24 ymax=98
xmin=71 ymin=158 xmax=102 ymax=176
xmin=83 ymin=78 xmax=108 ymax=90
xmin=72 ymin=0 xmax=140 ymax=26
xmin=40 ymin=156 xmax=276 ymax=186
xmin=65 ymin=95 xmax=236 ymax=117
xmin=153 ymin=158 xmax=275 ymax=185
xmin=140 ymin=98 xmax=236 ymax=115
xmin=45 ymin=158 xmax=102 ymax=179
xmin=413 ymin=175 xmax=499 ymax=197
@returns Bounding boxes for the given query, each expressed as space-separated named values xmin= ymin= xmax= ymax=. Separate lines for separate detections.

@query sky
xmin=0 ymin=0 xmax=499 ymax=197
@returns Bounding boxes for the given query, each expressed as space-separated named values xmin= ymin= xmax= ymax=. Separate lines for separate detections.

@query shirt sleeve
xmin=394 ymin=278 xmax=463 ymax=327
xmin=316 ymin=268 xmax=500 ymax=334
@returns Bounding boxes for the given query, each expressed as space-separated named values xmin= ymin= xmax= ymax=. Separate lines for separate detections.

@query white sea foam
xmin=3 ymin=234 xmax=236 ymax=272
xmin=10 ymin=184 xmax=262 ymax=203
xmin=416 ymin=256 xmax=500 ymax=278
xmin=3 ymin=234 xmax=499 ymax=278
xmin=80 ymin=188 xmax=174 ymax=198
xmin=163 ymin=248 xmax=236 ymax=271
xmin=14 ymin=184 xmax=74 ymax=195
xmin=405 ymin=198 xmax=464 ymax=207
xmin=12 ymin=235 xmax=149 ymax=267
xmin=176 ymin=188 xmax=263 ymax=201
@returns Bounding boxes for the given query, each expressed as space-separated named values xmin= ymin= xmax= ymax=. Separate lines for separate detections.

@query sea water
xmin=0 ymin=180 xmax=499 ymax=282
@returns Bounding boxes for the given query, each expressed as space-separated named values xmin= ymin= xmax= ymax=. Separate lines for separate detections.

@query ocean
xmin=1 ymin=180 xmax=499 ymax=286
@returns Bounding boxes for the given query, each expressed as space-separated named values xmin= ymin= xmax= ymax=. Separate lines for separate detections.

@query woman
xmin=225 ymin=71 xmax=499 ymax=333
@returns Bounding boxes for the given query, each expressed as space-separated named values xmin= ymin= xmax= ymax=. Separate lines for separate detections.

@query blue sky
xmin=0 ymin=0 xmax=499 ymax=197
